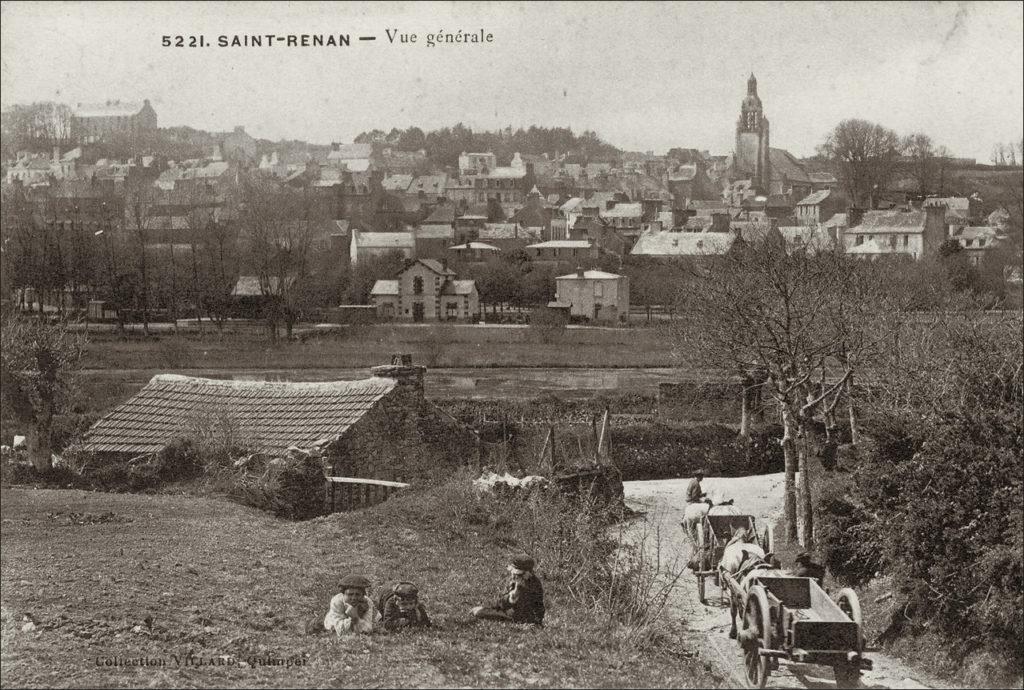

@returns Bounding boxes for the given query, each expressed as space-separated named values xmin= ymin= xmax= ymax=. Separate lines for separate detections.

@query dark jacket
xmin=382 ymin=599 xmax=432 ymax=631
xmin=497 ymin=573 xmax=545 ymax=625
xmin=685 ymin=478 xmax=705 ymax=503
xmin=795 ymin=562 xmax=826 ymax=587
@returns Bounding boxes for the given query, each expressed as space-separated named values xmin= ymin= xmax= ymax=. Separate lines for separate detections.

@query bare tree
xmin=124 ymin=176 xmax=159 ymax=334
xmin=0 ymin=309 xmax=84 ymax=473
xmin=672 ymin=242 xmax=896 ymax=548
xmin=237 ymin=173 xmax=316 ymax=341
xmin=903 ymin=133 xmax=937 ymax=195
xmin=820 ymin=119 xmax=903 ymax=209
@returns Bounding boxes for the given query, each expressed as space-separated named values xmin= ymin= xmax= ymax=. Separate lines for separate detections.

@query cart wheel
xmin=762 ymin=523 xmax=774 ymax=555
xmin=742 ymin=587 xmax=771 ymax=688
xmin=833 ymin=664 xmax=863 ymax=689
xmin=836 ymin=588 xmax=864 ymax=653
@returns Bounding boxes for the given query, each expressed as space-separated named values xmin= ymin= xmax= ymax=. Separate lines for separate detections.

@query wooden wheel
xmin=742 ymin=586 xmax=771 ymax=688
xmin=836 ymin=588 xmax=864 ymax=653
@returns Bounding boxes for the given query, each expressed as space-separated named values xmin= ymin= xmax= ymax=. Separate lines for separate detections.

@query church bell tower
xmin=734 ymin=74 xmax=771 ymax=194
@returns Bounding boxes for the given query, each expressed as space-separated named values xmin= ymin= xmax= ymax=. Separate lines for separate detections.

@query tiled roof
xmin=78 ymin=374 xmax=397 ymax=455
xmin=371 ymin=280 xmax=399 ymax=296
xmin=630 ymin=230 xmax=735 ymax=256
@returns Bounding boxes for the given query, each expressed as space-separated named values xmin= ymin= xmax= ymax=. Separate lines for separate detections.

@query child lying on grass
xmin=380 ymin=581 xmax=432 ymax=631
xmin=324 ymin=574 xmax=381 ymax=635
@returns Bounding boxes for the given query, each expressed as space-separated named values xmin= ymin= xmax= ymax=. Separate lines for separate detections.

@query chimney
xmin=440 ymin=257 xmax=449 ymax=272
xmin=371 ymin=353 xmax=425 ymax=402
xmin=576 ymin=265 xmax=585 ymax=278
xmin=847 ymin=206 xmax=864 ymax=228
xmin=710 ymin=211 xmax=730 ymax=233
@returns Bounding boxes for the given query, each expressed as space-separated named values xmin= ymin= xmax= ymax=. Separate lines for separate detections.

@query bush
xmin=224 ymin=452 xmax=327 ymax=520
xmin=611 ymin=423 xmax=784 ymax=480
xmin=816 ymin=415 xmax=1023 ymax=672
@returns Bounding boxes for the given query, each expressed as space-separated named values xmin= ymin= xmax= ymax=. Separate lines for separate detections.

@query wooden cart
xmin=692 ymin=513 xmax=773 ymax=604
xmin=721 ymin=570 xmax=870 ymax=688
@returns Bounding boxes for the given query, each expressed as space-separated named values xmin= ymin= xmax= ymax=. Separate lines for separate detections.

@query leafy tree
xmin=0 ymin=310 xmax=84 ymax=473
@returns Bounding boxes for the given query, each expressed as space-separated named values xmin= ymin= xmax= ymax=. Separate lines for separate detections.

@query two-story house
xmin=370 ymin=259 xmax=479 ymax=322
xmin=552 ymin=268 xmax=630 ymax=324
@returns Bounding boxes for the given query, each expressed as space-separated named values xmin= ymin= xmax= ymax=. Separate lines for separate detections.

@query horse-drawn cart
xmin=720 ymin=569 xmax=870 ymax=688
xmin=692 ymin=512 xmax=772 ymax=604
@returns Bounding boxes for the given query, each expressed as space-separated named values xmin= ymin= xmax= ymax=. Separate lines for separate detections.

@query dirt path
xmin=623 ymin=476 xmax=951 ymax=689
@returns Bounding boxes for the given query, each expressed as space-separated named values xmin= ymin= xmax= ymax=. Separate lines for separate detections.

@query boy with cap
xmin=793 ymin=552 xmax=826 ymax=587
xmin=324 ymin=574 xmax=381 ymax=635
xmin=471 ymin=554 xmax=546 ymax=626
xmin=381 ymin=581 xmax=432 ymax=631
xmin=685 ymin=468 xmax=708 ymax=504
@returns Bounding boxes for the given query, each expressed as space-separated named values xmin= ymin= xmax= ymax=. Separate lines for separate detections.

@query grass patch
xmin=0 ymin=482 xmax=723 ymax=688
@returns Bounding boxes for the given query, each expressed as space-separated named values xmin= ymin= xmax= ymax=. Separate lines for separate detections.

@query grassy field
xmin=81 ymin=323 xmax=680 ymax=371
xmin=0 ymin=485 xmax=723 ymax=689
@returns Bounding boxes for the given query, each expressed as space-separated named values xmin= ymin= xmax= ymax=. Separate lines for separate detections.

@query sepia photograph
xmin=1 ymin=1 xmax=1021 ymax=688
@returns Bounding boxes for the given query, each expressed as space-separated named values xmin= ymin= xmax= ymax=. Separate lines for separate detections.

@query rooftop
xmin=630 ymin=230 xmax=735 ymax=256
xmin=77 ymin=374 xmax=397 ymax=455
xmin=557 ymin=270 xmax=622 ymax=280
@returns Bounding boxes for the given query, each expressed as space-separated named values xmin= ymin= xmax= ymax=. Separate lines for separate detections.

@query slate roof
xmin=353 ymin=231 xmax=416 ymax=249
xmin=371 ymin=280 xmax=399 ymax=296
xmin=768 ymin=148 xmax=812 ymax=183
xmin=415 ymin=225 xmax=454 ymax=239
xmin=479 ymin=223 xmax=523 ymax=240
xmin=408 ymin=174 xmax=448 ymax=195
xmin=850 ymin=210 xmax=925 ymax=233
xmin=557 ymin=270 xmax=622 ymax=280
xmin=78 ymin=374 xmax=397 ymax=455
xmin=526 ymin=240 xmax=592 ymax=249
xmin=823 ymin=213 xmax=847 ymax=228
xmin=414 ymin=258 xmax=457 ymax=276
xmin=422 ymin=205 xmax=457 ymax=224
xmin=382 ymin=174 xmax=413 ymax=192
xmin=231 ymin=276 xmax=294 ymax=297
xmin=450 ymin=241 xmax=500 ymax=251
xmin=74 ymin=100 xmax=146 ymax=118
xmin=922 ymin=196 xmax=970 ymax=212
xmin=797 ymin=189 xmax=832 ymax=206
xmin=630 ymin=230 xmax=735 ymax=256
xmin=442 ymin=279 xmax=477 ymax=295
xmin=601 ymin=203 xmax=643 ymax=219
xmin=778 ymin=226 xmax=837 ymax=254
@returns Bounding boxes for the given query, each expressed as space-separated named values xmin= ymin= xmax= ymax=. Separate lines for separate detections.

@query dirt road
xmin=623 ymin=476 xmax=950 ymax=689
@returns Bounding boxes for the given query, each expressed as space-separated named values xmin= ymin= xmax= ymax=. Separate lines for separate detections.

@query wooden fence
xmin=325 ymin=476 xmax=410 ymax=513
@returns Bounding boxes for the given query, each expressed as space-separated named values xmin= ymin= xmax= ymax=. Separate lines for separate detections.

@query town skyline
xmin=2 ymin=2 xmax=1022 ymax=161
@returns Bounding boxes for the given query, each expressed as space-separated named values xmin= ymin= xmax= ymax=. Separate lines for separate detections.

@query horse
xmin=719 ymin=526 xmax=779 ymax=639
xmin=681 ymin=495 xmax=738 ymax=549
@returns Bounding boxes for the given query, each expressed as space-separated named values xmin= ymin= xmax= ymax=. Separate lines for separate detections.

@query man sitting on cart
xmin=686 ymin=468 xmax=708 ymax=504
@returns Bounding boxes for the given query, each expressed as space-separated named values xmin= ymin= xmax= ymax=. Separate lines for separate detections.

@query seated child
xmin=381 ymin=581 xmax=432 ymax=631
xmin=471 ymin=554 xmax=545 ymax=626
xmin=324 ymin=574 xmax=381 ymax=635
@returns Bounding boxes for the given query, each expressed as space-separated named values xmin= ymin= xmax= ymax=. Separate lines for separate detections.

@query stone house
xmin=370 ymin=259 xmax=479 ymax=322
xmin=72 ymin=99 xmax=158 ymax=144
xmin=75 ymin=357 xmax=476 ymax=491
xmin=950 ymin=225 xmax=1005 ymax=266
xmin=842 ymin=206 xmax=948 ymax=260
xmin=795 ymin=189 xmax=843 ymax=226
xmin=553 ymin=269 xmax=630 ymax=323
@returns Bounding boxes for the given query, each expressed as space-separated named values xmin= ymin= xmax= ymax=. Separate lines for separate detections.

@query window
xmin=855 ymin=236 xmax=864 ymax=246
xmin=965 ymin=239 xmax=974 ymax=247
xmin=902 ymin=235 xmax=909 ymax=247
xmin=595 ymin=282 xmax=604 ymax=297
xmin=413 ymin=276 xmax=423 ymax=295
xmin=978 ymin=238 xmax=986 ymax=247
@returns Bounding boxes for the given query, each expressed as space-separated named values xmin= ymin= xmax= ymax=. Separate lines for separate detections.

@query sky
xmin=2 ymin=1 xmax=1022 ymax=161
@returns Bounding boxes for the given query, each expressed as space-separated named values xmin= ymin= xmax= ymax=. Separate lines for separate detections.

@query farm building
xmin=76 ymin=357 xmax=475 ymax=486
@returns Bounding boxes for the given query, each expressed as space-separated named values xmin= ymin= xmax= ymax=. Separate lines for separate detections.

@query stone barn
xmin=77 ymin=357 xmax=476 ymax=488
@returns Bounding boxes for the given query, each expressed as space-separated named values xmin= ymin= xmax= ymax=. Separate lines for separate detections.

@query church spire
xmin=747 ymin=73 xmax=757 ymax=96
